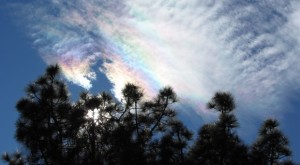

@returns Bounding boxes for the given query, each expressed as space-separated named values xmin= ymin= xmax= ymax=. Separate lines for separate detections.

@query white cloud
xmin=15 ymin=0 xmax=300 ymax=124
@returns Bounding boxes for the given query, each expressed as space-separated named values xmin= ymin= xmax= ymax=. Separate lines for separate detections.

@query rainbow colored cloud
xmin=12 ymin=0 xmax=300 ymax=123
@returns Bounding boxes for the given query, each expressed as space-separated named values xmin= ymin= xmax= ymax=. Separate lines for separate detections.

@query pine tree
xmin=189 ymin=92 xmax=248 ymax=165
xmin=4 ymin=65 xmax=295 ymax=165
xmin=250 ymin=119 xmax=293 ymax=165
xmin=13 ymin=65 xmax=85 ymax=164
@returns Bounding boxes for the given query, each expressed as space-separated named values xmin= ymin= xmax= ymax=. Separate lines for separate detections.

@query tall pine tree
xmin=250 ymin=119 xmax=293 ymax=165
xmin=189 ymin=92 xmax=248 ymax=165
xmin=14 ymin=65 xmax=85 ymax=164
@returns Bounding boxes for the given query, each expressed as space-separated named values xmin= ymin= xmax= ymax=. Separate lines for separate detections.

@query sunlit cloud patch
xmin=12 ymin=0 xmax=300 ymax=122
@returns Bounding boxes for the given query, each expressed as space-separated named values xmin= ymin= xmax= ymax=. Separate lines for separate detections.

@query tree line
xmin=2 ymin=65 xmax=294 ymax=165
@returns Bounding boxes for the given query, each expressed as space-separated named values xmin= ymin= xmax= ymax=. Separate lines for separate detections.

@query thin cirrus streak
xmin=13 ymin=0 xmax=300 ymax=122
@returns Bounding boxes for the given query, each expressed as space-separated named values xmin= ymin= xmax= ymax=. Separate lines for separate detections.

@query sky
xmin=1 ymin=0 xmax=300 ymax=163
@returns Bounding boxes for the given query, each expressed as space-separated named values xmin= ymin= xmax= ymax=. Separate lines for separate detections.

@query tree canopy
xmin=2 ymin=65 xmax=294 ymax=165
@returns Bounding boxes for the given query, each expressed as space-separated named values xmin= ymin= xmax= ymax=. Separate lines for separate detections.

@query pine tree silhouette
xmin=250 ymin=119 xmax=293 ymax=165
xmin=2 ymin=66 xmax=295 ymax=165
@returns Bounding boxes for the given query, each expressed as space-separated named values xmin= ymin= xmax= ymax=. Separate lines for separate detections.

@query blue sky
xmin=0 ymin=6 xmax=45 ymax=158
xmin=1 ymin=0 xmax=300 ymax=164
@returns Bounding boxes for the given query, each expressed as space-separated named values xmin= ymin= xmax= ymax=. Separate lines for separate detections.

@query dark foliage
xmin=189 ymin=92 xmax=248 ymax=165
xmin=2 ymin=65 xmax=294 ymax=165
xmin=250 ymin=119 xmax=293 ymax=165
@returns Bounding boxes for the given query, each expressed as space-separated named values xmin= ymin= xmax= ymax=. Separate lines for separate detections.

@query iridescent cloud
xmin=13 ymin=0 xmax=300 ymax=123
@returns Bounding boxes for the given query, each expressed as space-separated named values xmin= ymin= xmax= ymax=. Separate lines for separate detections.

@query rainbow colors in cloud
xmin=14 ymin=0 xmax=300 ymax=121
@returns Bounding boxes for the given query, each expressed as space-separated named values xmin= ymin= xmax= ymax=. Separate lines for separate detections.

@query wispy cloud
xmin=10 ymin=0 xmax=300 ymax=124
